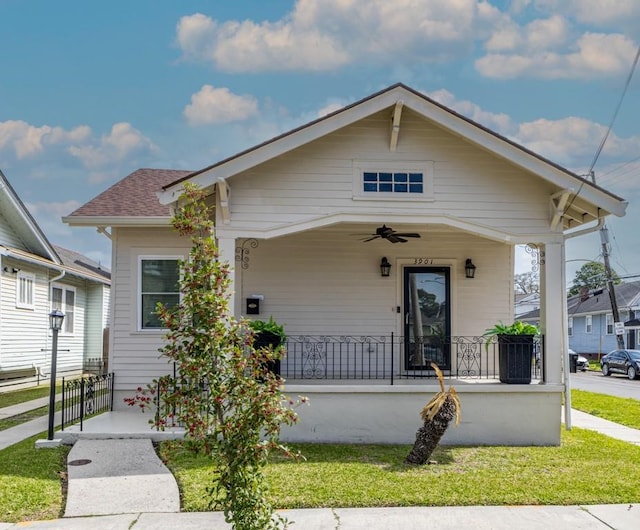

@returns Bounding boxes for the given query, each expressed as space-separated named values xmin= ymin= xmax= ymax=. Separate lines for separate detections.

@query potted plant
xmin=248 ymin=316 xmax=286 ymax=376
xmin=484 ymin=321 xmax=539 ymax=384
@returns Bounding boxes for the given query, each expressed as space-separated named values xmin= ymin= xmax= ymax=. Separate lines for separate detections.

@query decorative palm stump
xmin=405 ymin=363 xmax=461 ymax=465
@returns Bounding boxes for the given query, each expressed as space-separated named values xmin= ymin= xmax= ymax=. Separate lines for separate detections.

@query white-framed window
xmin=585 ymin=315 xmax=592 ymax=334
xmin=51 ymin=284 xmax=75 ymax=334
xmin=606 ymin=313 xmax=614 ymax=335
xmin=16 ymin=271 xmax=35 ymax=309
xmin=353 ymin=161 xmax=434 ymax=200
xmin=568 ymin=317 xmax=573 ymax=337
xmin=138 ymin=257 xmax=181 ymax=330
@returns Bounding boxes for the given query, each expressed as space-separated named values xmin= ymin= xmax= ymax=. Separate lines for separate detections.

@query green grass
xmin=571 ymin=389 xmax=640 ymax=429
xmin=158 ymin=428 xmax=640 ymax=512
xmin=0 ymin=434 xmax=69 ymax=523
xmin=0 ymin=383 xmax=61 ymax=409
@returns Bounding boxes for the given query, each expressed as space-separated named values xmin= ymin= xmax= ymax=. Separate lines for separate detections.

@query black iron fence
xmin=277 ymin=334 xmax=543 ymax=383
xmin=61 ymin=372 xmax=114 ymax=431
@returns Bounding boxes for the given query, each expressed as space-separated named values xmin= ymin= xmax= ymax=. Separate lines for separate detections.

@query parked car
xmin=568 ymin=349 xmax=589 ymax=372
xmin=600 ymin=349 xmax=640 ymax=380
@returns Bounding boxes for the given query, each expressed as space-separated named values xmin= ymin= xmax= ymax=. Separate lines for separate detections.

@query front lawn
xmin=158 ymin=427 xmax=640 ymax=512
xmin=571 ymin=389 xmax=640 ymax=429
xmin=0 ymin=434 xmax=69 ymax=523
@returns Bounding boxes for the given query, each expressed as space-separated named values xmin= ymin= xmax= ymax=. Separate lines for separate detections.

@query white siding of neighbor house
xmin=0 ymin=260 xmax=86 ymax=373
xmin=0 ymin=211 xmax=29 ymax=250
xmin=84 ymin=283 xmax=110 ymax=362
xmin=225 ymin=109 xmax=556 ymax=236
xmin=109 ymin=227 xmax=190 ymax=396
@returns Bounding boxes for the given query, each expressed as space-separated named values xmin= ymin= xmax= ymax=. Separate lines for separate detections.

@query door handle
xmin=405 ymin=312 xmax=409 ymax=325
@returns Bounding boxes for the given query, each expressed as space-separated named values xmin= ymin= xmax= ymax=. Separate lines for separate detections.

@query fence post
xmin=390 ymin=332 xmax=394 ymax=386
xmin=80 ymin=377 xmax=85 ymax=431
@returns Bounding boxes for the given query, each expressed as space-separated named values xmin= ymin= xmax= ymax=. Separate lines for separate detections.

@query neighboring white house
xmin=0 ymin=170 xmax=111 ymax=384
xmin=64 ymin=84 xmax=627 ymax=446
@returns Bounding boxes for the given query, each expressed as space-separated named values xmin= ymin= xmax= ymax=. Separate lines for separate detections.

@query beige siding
xmin=109 ymin=227 xmax=190 ymax=393
xmin=227 ymin=109 xmax=554 ymax=235
xmin=239 ymin=229 xmax=511 ymax=338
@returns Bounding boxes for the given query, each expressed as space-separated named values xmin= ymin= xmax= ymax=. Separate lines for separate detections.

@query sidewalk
xmin=0 ymin=394 xmax=63 ymax=450
xmin=0 ymin=504 xmax=637 ymax=529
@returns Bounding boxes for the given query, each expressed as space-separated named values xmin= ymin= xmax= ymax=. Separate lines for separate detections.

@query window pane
xmin=142 ymin=260 xmax=180 ymax=292
xmin=363 ymin=172 xmax=377 ymax=182
xmin=379 ymin=183 xmax=392 ymax=192
xmin=142 ymin=294 xmax=179 ymax=328
xmin=363 ymin=182 xmax=377 ymax=192
xmin=378 ymin=172 xmax=392 ymax=182
xmin=394 ymin=172 xmax=408 ymax=182
xmin=52 ymin=287 xmax=62 ymax=307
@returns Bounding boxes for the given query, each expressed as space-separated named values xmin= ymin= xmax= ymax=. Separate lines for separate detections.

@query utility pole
xmin=590 ymin=171 xmax=625 ymax=350
xmin=599 ymin=221 xmax=625 ymax=349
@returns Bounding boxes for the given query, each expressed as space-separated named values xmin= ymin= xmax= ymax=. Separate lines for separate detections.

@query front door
xmin=403 ymin=267 xmax=451 ymax=371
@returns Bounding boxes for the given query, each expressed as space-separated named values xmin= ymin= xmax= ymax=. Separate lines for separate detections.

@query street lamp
xmin=47 ymin=309 xmax=64 ymax=441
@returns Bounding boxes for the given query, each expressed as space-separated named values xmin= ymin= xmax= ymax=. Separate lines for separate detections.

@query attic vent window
xmin=363 ymin=172 xmax=423 ymax=194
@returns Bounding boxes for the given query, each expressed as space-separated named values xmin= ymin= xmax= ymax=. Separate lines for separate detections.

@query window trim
xmin=568 ymin=316 xmax=573 ymax=337
xmin=16 ymin=271 xmax=36 ymax=310
xmin=585 ymin=314 xmax=592 ymax=334
xmin=353 ymin=160 xmax=434 ymax=201
xmin=606 ymin=313 xmax=614 ymax=335
xmin=137 ymin=255 xmax=183 ymax=332
xmin=51 ymin=283 xmax=76 ymax=335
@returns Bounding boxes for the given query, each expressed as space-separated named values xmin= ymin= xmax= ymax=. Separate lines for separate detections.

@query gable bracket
xmin=389 ymin=100 xmax=404 ymax=152
xmin=549 ymin=189 xmax=573 ymax=231
xmin=217 ymin=177 xmax=231 ymax=225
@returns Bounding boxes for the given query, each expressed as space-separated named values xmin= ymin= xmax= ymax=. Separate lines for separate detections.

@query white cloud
xmin=476 ymin=32 xmax=637 ymax=79
xmin=68 ymin=122 xmax=157 ymax=181
xmin=513 ymin=116 xmax=640 ymax=166
xmin=0 ymin=120 xmax=90 ymax=159
xmin=175 ymin=1 xmax=502 ymax=73
xmin=531 ymin=0 xmax=640 ymax=29
xmin=485 ymin=15 xmax=569 ymax=52
xmin=25 ymin=200 xmax=81 ymax=238
xmin=426 ymin=89 xmax=514 ymax=135
xmin=183 ymin=85 xmax=259 ymax=125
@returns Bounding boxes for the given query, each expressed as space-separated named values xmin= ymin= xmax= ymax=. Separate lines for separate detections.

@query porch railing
xmin=60 ymin=372 xmax=115 ymax=431
xmin=278 ymin=334 xmax=543 ymax=383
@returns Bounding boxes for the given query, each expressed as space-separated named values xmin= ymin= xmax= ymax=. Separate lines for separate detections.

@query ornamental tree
xmin=126 ymin=183 xmax=304 ymax=530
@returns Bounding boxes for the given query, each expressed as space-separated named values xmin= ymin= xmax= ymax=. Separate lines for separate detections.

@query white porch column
xmin=217 ymin=236 xmax=237 ymax=317
xmin=540 ymin=241 xmax=566 ymax=385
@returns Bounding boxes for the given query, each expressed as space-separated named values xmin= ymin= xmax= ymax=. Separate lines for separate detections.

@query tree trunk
xmin=404 ymin=395 xmax=458 ymax=465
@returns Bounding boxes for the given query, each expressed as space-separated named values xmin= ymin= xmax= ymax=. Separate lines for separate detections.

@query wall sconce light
xmin=380 ymin=257 xmax=391 ymax=277
xmin=3 ymin=267 xmax=20 ymax=274
xmin=465 ymin=258 xmax=476 ymax=279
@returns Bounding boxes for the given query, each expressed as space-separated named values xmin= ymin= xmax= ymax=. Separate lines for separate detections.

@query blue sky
xmin=1 ymin=0 xmax=639 ymax=284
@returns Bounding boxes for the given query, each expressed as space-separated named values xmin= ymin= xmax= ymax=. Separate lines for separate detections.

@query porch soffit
xmin=214 ymin=212 xmax=564 ymax=245
xmin=158 ymin=84 xmax=627 ymax=226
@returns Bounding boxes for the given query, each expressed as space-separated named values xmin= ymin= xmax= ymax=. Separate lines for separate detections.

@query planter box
xmin=498 ymin=334 xmax=534 ymax=384
xmin=253 ymin=331 xmax=282 ymax=376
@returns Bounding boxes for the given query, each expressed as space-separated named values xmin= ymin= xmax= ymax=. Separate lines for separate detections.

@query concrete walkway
xmin=0 ymin=394 xmax=63 ymax=450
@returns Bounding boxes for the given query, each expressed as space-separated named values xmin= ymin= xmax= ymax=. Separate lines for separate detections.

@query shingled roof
xmin=66 ymin=168 xmax=193 ymax=219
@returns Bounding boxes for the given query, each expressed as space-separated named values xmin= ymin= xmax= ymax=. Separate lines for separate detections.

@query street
xmin=569 ymin=369 xmax=640 ymax=400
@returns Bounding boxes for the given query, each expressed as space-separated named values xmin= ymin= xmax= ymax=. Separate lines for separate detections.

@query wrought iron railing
xmin=60 ymin=373 xmax=114 ymax=431
xmin=277 ymin=334 xmax=543 ymax=383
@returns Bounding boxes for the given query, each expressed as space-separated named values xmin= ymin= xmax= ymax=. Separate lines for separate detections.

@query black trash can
xmin=569 ymin=352 xmax=578 ymax=373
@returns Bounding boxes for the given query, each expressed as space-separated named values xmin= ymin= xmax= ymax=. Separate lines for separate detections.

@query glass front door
xmin=403 ymin=267 xmax=451 ymax=371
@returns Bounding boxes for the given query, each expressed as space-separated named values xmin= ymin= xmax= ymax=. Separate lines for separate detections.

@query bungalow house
xmin=0 ymin=170 xmax=111 ymax=386
xmin=64 ymin=84 xmax=627 ymax=446
xmin=521 ymin=280 xmax=640 ymax=357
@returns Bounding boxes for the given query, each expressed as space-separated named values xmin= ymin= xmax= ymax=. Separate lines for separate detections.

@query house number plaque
xmin=413 ymin=258 xmax=434 ymax=265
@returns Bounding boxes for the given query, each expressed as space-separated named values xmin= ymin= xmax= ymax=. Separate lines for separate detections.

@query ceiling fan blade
xmin=361 ymin=235 xmax=380 ymax=242
xmin=387 ymin=234 xmax=407 ymax=243
xmin=393 ymin=233 xmax=421 ymax=238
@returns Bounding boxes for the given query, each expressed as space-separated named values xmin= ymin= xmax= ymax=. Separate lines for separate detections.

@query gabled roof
xmin=156 ymin=83 xmax=626 ymax=229
xmin=53 ymin=245 xmax=111 ymax=281
xmin=520 ymin=280 xmax=640 ymax=320
xmin=63 ymin=168 xmax=193 ymax=227
xmin=0 ymin=169 xmax=60 ymax=262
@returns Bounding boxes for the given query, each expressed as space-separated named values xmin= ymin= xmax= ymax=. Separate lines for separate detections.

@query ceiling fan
xmin=361 ymin=224 xmax=421 ymax=244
